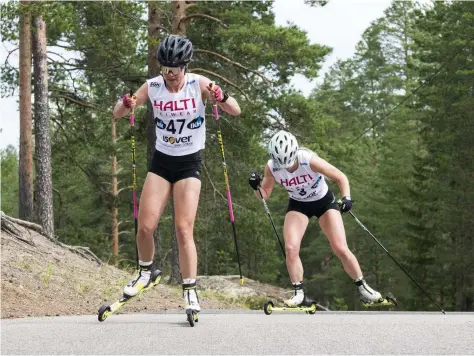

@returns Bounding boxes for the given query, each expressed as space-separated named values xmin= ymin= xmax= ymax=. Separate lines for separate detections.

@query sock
xmin=354 ymin=276 xmax=364 ymax=286
xmin=183 ymin=278 xmax=196 ymax=285
xmin=139 ymin=260 xmax=153 ymax=271
xmin=292 ymin=281 xmax=304 ymax=292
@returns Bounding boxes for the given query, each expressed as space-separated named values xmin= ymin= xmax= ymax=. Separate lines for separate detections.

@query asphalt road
xmin=2 ymin=311 xmax=473 ymax=355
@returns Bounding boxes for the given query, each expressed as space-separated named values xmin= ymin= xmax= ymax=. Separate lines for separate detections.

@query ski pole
xmin=257 ymin=187 xmax=286 ymax=258
xmin=347 ymin=209 xmax=445 ymax=314
xmin=210 ymin=86 xmax=244 ymax=286
xmin=129 ymin=91 xmax=138 ymax=270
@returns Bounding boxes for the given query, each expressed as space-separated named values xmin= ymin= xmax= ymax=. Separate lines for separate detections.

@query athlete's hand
xmin=248 ymin=172 xmax=262 ymax=191
xmin=206 ymin=83 xmax=225 ymax=103
xmin=122 ymin=94 xmax=136 ymax=109
xmin=339 ymin=196 xmax=353 ymax=213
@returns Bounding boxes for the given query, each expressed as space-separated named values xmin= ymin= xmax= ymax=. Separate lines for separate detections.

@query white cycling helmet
xmin=268 ymin=130 xmax=299 ymax=168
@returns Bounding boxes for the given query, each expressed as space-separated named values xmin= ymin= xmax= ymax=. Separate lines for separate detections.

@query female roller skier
xmin=248 ymin=130 xmax=383 ymax=306
xmin=113 ymin=35 xmax=241 ymax=316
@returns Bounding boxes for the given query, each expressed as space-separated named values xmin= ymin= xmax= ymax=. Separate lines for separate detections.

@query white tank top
xmin=147 ymin=73 xmax=206 ymax=156
xmin=268 ymin=148 xmax=328 ymax=202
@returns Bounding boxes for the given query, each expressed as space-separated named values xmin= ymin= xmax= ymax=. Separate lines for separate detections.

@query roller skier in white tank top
xmin=113 ymin=35 xmax=241 ymax=318
xmin=249 ymin=130 xmax=383 ymax=306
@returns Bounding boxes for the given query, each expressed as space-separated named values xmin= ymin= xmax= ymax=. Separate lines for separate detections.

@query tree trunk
xmin=32 ymin=15 xmax=54 ymax=238
xmin=19 ymin=0 xmax=34 ymax=221
xmin=147 ymin=1 xmax=161 ymax=164
xmin=172 ymin=1 xmax=188 ymax=35
xmin=111 ymin=115 xmax=119 ymax=262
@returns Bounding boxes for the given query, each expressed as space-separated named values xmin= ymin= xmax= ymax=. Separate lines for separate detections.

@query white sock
xmin=138 ymin=260 xmax=153 ymax=270
xmin=183 ymin=278 xmax=196 ymax=284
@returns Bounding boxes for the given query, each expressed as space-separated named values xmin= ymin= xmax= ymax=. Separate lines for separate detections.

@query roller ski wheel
xmin=98 ymin=304 xmax=111 ymax=322
xmin=186 ymin=309 xmax=199 ymax=327
xmin=264 ymin=300 xmax=274 ymax=315
xmin=360 ymin=293 xmax=398 ymax=308
xmin=97 ymin=269 xmax=162 ymax=322
xmin=263 ymin=299 xmax=317 ymax=315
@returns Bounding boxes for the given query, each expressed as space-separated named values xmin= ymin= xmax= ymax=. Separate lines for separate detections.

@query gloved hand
xmin=339 ymin=196 xmax=353 ymax=213
xmin=206 ymin=83 xmax=228 ymax=103
xmin=122 ymin=93 xmax=136 ymax=109
xmin=248 ymin=172 xmax=262 ymax=191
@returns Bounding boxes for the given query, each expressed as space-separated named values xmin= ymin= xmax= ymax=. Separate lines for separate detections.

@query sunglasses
xmin=161 ymin=66 xmax=184 ymax=75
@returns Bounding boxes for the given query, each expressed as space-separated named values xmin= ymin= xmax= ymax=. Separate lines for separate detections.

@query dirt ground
xmin=1 ymin=216 xmax=290 ymax=319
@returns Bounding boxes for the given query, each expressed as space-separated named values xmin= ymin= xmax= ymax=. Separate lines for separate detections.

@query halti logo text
xmin=163 ymin=136 xmax=192 ymax=144
xmin=154 ymin=99 xmax=196 ymax=111
xmin=280 ymin=174 xmax=314 ymax=187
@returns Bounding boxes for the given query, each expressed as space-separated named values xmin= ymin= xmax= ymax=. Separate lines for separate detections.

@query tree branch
xmin=50 ymin=117 xmax=114 ymax=200
xmin=184 ymin=2 xmax=198 ymax=10
xmin=1 ymin=212 xmax=43 ymax=234
xmin=202 ymin=162 xmax=227 ymax=203
xmin=149 ymin=24 xmax=170 ymax=34
xmin=50 ymin=93 xmax=98 ymax=109
xmin=51 ymin=43 xmax=77 ymax=51
xmin=195 ymin=48 xmax=270 ymax=85
xmin=50 ymin=87 xmax=97 ymax=108
xmin=1 ymin=212 xmax=102 ymax=265
xmin=202 ymin=163 xmax=248 ymax=211
xmin=3 ymin=46 xmax=19 ymax=65
xmin=189 ymin=67 xmax=249 ymax=100
xmin=1 ymin=212 xmax=37 ymax=246
xmin=47 ymin=51 xmax=74 ymax=63
xmin=179 ymin=13 xmax=228 ymax=29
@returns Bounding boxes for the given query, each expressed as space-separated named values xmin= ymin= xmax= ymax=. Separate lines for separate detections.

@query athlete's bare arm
xmin=113 ymin=82 xmax=149 ymax=118
xmin=198 ymin=76 xmax=241 ymax=116
xmin=256 ymin=164 xmax=276 ymax=200
xmin=310 ymin=155 xmax=350 ymax=197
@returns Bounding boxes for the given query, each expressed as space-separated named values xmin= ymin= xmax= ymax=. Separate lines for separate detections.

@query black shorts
xmin=287 ymin=189 xmax=339 ymax=219
xmin=148 ymin=149 xmax=202 ymax=184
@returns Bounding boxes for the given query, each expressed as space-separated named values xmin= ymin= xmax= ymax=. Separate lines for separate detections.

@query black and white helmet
xmin=157 ymin=35 xmax=193 ymax=67
xmin=268 ymin=130 xmax=299 ymax=168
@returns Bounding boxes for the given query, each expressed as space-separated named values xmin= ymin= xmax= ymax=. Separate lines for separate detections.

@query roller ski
xmin=98 ymin=267 xmax=162 ymax=322
xmin=356 ymin=278 xmax=398 ymax=308
xmin=264 ymin=282 xmax=317 ymax=315
xmin=183 ymin=281 xmax=200 ymax=327
xmin=360 ymin=293 xmax=398 ymax=308
xmin=263 ymin=299 xmax=317 ymax=315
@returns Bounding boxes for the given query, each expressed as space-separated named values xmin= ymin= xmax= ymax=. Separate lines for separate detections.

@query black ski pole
xmin=348 ymin=210 xmax=445 ymax=314
xmin=209 ymin=85 xmax=244 ymax=286
xmin=129 ymin=90 xmax=139 ymax=270
xmin=257 ymin=187 xmax=286 ymax=259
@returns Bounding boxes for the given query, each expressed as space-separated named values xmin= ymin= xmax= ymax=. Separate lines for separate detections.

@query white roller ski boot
xmin=123 ymin=263 xmax=154 ymax=297
xmin=355 ymin=278 xmax=383 ymax=303
xmin=183 ymin=280 xmax=200 ymax=326
xmin=284 ymin=282 xmax=306 ymax=307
